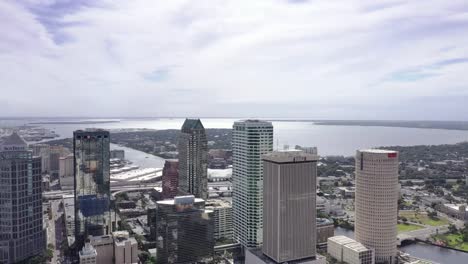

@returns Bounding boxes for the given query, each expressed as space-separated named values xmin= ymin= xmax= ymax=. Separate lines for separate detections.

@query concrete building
xmin=156 ymin=195 xmax=214 ymax=264
xmin=262 ymin=150 xmax=318 ymax=263
xmin=178 ymin=119 xmax=208 ymax=200
xmin=232 ymin=120 xmax=273 ymax=248
xmin=31 ymin=143 xmax=50 ymax=174
xmin=338 ymin=187 xmax=355 ymax=199
xmin=59 ymin=154 xmax=74 ymax=190
xmin=355 ymin=149 xmax=399 ymax=264
xmin=245 ymin=248 xmax=326 ymax=264
xmin=442 ymin=204 xmax=468 ymax=222
xmin=316 ymin=218 xmax=334 ymax=248
xmin=74 ymin=129 xmax=112 ymax=247
xmin=113 ymin=231 xmax=138 ymax=264
xmin=328 ymin=236 xmax=374 ymax=264
xmin=316 ymin=196 xmax=331 ymax=215
xmin=162 ymin=159 xmax=179 ymax=199
xmin=206 ymin=199 xmax=233 ymax=240
xmin=89 ymin=235 xmax=114 ymax=264
xmin=79 ymin=242 xmax=98 ymax=264
xmin=0 ymin=133 xmax=46 ymax=263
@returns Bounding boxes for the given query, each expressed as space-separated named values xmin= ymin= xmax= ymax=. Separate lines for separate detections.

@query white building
xmin=206 ymin=199 xmax=233 ymax=240
xmin=355 ymin=150 xmax=398 ymax=264
xmin=328 ymin=236 xmax=374 ymax=264
xmin=79 ymin=243 xmax=97 ymax=264
xmin=232 ymin=120 xmax=273 ymax=248
xmin=113 ymin=231 xmax=138 ymax=264
xmin=442 ymin=204 xmax=468 ymax=222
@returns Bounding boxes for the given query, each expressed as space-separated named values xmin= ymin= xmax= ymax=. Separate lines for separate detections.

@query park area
xmin=399 ymin=211 xmax=449 ymax=226
xmin=432 ymin=233 xmax=468 ymax=251
xmin=397 ymin=223 xmax=423 ymax=233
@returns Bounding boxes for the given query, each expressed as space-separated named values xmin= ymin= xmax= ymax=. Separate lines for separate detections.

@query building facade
xmin=232 ymin=120 xmax=273 ymax=248
xmin=206 ymin=199 xmax=233 ymax=240
xmin=262 ymin=150 xmax=318 ymax=262
xmin=89 ymin=235 xmax=114 ymax=264
xmin=162 ymin=159 xmax=179 ymax=199
xmin=59 ymin=154 xmax=74 ymax=190
xmin=328 ymin=236 xmax=374 ymax=264
xmin=156 ymin=195 xmax=214 ymax=264
xmin=113 ymin=231 xmax=138 ymax=264
xmin=0 ymin=133 xmax=46 ymax=263
xmin=79 ymin=242 xmax=98 ymax=264
xmin=355 ymin=149 xmax=399 ymax=264
xmin=178 ymin=119 xmax=208 ymax=200
xmin=316 ymin=218 xmax=335 ymax=248
xmin=74 ymin=129 xmax=112 ymax=247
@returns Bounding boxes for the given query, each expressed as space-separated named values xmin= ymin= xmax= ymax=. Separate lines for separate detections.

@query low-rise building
xmin=245 ymin=248 xmax=326 ymax=264
xmin=113 ymin=231 xmax=138 ymax=264
xmin=442 ymin=204 xmax=468 ymax=222
xmin=79 ymin=242 xmax=97 ymax=264
xmin=316 ymin=218 xmax=334 ymax=248
xmin=327 ymin=236 xmax=374 ymax=264
xmin=206 ymin=199 xmax=233 ymax=240
xmin=89 ymin=235 xmax=114 ymax=264
xmin=338 ymin=187 xmax=355 ymax=199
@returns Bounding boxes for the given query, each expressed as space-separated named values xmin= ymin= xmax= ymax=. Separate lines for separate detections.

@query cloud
xmin=0 ymin=0 xmax=468 ymax=119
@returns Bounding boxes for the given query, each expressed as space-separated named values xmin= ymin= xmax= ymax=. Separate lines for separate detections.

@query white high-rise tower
xmin=232 ymin=120 xmax=273 ymax=248
xmin=355 ymin=149 xmax=399 ymax=264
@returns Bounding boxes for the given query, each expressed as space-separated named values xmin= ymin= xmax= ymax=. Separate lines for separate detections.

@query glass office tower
xmin=73 ymin=129 xmax=111 ymax=246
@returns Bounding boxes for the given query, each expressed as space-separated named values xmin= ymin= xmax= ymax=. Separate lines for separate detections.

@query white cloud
xmin=1 ymin=0 xmax=468 ymax=119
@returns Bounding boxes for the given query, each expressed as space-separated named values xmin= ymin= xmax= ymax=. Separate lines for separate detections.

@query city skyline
xmin=1 ymin=1 xmax=468 ymax=119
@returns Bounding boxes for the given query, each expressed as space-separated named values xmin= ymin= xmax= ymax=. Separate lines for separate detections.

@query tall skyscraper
xmin=155 ymin=195 xmax=214 ymax=264
xmin=74 ymin=129 xmax=111 ymax=246
xmin=262 ymin=150 xmax=318 ymax=263
xmin=162 ymin=159 xmax=179 ymax=199
xmin=0 ymin=133 xmax=46 ymax=263
xmin=232 ymin=120 xmax=273 ymax=248
xmin=355 ymin=149 xmax=399 ymax=264
xmin=178 ymin=119 xmax=208 ymax=200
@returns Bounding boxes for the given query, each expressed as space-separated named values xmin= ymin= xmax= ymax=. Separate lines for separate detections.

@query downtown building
xmin=162 ymin=159 xmax=179 ymax=199
xmin=355 ymin=149 xmax=399 ymax=264
xmin=232 ymin=120 xmax=273 ymax=248
xmin=261 ymin=150 xmax=318 ymax=263
xmin=178 ymin=119 xmax=208 ymax=200
xmin=155 ymin=195 xmax=214 ymax=264
xmin=74 ymin=129 xmax=112 ymax=247
xmin=0 ymin=133 xmax=46 ymax=263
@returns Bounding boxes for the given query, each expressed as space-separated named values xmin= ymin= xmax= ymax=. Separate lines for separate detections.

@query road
xmin=47 ymin=200 xmax=65 ymax=264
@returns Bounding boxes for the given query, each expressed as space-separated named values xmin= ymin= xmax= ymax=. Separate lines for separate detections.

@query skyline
xmin=1 ymin=0 xmax=468 ymax=119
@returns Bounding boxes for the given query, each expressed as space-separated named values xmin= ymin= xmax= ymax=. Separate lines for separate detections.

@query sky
xmin=1 ymin=0 xmax=468 ymax=120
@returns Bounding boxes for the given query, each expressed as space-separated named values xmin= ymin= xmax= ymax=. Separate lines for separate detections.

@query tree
xmin=428 ymin=211 xmax=438 ymax=219
xmin=401 ymin=217 xmax=408 ymax=223
xmin=448 ymin=224 xmax=458 ymax=234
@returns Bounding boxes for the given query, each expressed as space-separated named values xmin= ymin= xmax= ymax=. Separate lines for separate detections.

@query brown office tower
xmin=162 ymin=159 xmax=179 ymax=199
xmin=262 ymin=150 xmax=318 ymax=263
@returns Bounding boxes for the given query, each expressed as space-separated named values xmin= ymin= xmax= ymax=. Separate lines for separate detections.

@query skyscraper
xmin=0 ymin=133 xmax=46 ymax=263
xmin=355 ymin=149 xmax=399 ymax=264
xmin=162 ymin=159 xmax=179 ymax=199
xmin=178 ymin=119 xmax=208 ymax=200
xmin=262 ymin=150 xmax=318 ymax=263
xmin=74 ymin=129 xmax=111 ymax=246
xmin=155 ymin=195 xmax=214 ymax=264
xmin=232 ymin=120 xmax=273 ymax=248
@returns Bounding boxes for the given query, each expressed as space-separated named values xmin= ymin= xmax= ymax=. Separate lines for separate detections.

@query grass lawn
xmin=399 ymin=211 xmax=449 ymax=226
xmin=433 ymin=233 xmax=468 ymax=251
xmin=397 ymin=223 xmax=424 ymax=233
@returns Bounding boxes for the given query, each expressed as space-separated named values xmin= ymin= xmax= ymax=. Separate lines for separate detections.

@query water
xmin=110 ymin=143 xmax=165 ymax=168
xmin=334 ymin=227 xmax=468 ymax=264
xmin=3 ymin=118 xmax=468 ymax=156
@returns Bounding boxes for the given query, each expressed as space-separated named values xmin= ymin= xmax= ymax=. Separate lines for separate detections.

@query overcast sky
xmin=1 ymin=0 xmax=468 ymax=120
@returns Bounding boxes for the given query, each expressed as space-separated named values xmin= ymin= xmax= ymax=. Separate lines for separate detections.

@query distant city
xmin=0 ymin=118 xmax=467 ymax=264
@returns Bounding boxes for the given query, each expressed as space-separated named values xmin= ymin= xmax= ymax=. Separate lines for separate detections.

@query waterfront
xmin=110 ymin=143 xmax=165 ymax=169
xmin=334 ymin=227 xmax=468 ymax=264
xmin=4 ymin=118 xmax=468 ymax=156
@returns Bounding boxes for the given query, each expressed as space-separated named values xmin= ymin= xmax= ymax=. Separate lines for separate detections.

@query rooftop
xmin=206 ymin=199 xmax=232 ymax=208
xmin=343 ymin=241 xmax=371 ymax=253
xmin=328 ymin=235 xmax=356 ymax=245
xmin=263 ymin=150 xmax=319 ymax=163
xmin=444 ymin=204 xmax=468 ymax=212
xmin=181 ymin=118 xmax=205 ymax=132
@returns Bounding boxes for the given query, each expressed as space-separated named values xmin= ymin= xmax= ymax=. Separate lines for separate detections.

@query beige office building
xmin=262 ymin=150 xmax=318 ymax=263
xmin=113 ymin=231 xmax=138 ymax=264
xmin=355 ymin=149 xmax=399 ymax=264
xmin=327 ymin=236 xmax=374 ymax=264
xmin=79 ymin=243 xmax=97 ymax=264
